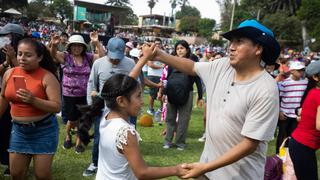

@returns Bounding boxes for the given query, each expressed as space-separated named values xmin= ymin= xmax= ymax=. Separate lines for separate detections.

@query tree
xmin=105 ymin=0 xmax=131 ymax=7
xmin=263 ymin=12 xmax=302 ymax=44
xmin=27 ymin=0 xmax=52 ymax=21
xmin=147 ymin=0 xmax=158 ymax=14
xmin=175 ymin=5 xmax=201 ymax=19
xmin=297 ymin=0 xmax=320 ymax=50
xmin=269 ymin=0 xmax=301 ymax=16
xmin=117 ymin=7 xmax=138 ymax=25
xmin=180 ymin=16 xmax=199 ymax=33
xmin=49 ymin=0 xmax=73 ymax=24
xmin=198 ymin=18 xmax=216 ymax=38
xmin=170 ymin=0 xmax=177 ymax=17
xmin=177 ymin=0 xmax=189 ymax=8
xmin=0 ymin=0 xmax=27 ymax=10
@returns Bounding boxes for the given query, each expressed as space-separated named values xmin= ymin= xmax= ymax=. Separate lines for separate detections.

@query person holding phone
xmin=0 ymin=38 xmax=61 ymax=180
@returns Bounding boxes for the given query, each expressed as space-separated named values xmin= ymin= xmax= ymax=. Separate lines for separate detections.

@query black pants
xmin=0 ymin=106 xmax=12 ymax=166
xmin=289 ymin=137 xmax=318 ymax=180
xmin=276 ymin=117 xmax=297 ymax=153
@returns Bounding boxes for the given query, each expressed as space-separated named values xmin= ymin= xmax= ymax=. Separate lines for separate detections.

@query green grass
xmin=1 ymin=92 xmax=319 ymax=179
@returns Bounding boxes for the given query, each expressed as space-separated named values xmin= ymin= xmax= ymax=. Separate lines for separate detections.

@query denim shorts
xmin=8 ymin=114 xmax=59 ymax=155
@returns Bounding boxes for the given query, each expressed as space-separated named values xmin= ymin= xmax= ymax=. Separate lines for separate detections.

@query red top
xmin=292 ymin=88 xmax=320 ymax=150
xmin=5 ymin=67 xmax=48 ymax=117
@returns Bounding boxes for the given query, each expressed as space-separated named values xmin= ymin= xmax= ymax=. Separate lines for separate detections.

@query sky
xmin=80 ymin=0 xmax=221 ymax=23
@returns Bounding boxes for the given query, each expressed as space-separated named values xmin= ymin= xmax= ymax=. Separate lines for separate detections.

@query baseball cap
xmin=107 ymin=37 xmax=125 ymax=60
xmin=0 ymin=23 xmax=24 ymax=36
xmin=289 ymin=61 xmax=305 ymax=70
xmin=32 ymin=32 xmax=41 ymax=39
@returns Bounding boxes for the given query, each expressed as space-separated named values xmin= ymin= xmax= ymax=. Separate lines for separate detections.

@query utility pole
xmin=229 ymin=0 xmax=236 ymax=31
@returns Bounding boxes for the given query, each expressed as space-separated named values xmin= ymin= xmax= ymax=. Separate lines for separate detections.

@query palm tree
xmin=105 ymin=0 xmax=131 ymax=7
xmin=269 ymin=0 xmax=301 ymax=16
xmin=269 ymin=0 xmax=306 ymax=46
xmin=178 ymin=0 xmax=189 ymax=9
xmin=170 ymin=0 xmax=177 ymax=17
xmin=147 ymin=0 xmax=158 ymax=14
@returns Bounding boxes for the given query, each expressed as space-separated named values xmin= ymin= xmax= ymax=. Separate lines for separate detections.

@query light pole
xmin=229 ymin=0 xmax=236 ymax=31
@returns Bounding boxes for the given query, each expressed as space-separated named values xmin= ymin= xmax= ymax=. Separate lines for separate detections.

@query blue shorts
xmin=8 ymin=114 xmax=59 ymax=155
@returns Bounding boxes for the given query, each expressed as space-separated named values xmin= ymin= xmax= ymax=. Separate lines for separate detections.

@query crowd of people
xmin=0 ymin=18 xmax=319 ymax=180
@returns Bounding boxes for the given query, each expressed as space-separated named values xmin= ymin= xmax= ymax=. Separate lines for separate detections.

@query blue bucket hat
xmin=222 ymin=19 xmax=280 ymax=65
xmin=107 ymin=37 xmax=125 ymax=60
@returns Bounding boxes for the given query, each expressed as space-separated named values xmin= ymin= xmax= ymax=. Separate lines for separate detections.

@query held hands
xmin=16 ymin=89 xmax=34 ymax=104
xmin=141 ymin=43 xmax=158 ymax=61
xmin=179 ymin=162 xmax=207 ymax=179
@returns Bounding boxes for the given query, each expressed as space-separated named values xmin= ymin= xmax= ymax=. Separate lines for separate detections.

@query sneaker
xmin=83 ymin=163 xmax=98 ymax=177
xmin=63 ymin=139 xmax=72 ymax=149
xmin=147 ymin=109 xmax=155 ymax=115
xmin=198 ymin=133 xmax=206 ymax=142
xmin=75 ymin=145 xmax=85 ymax=154
xmin=3 ymin=167 xmax=10 ymax=176
xmin=156 ymin=108 xmax=162 ymax=113
xmin=163 ymin=144 xmax=171 ymax=149
xmin=177 ymin=147 xmax=185 ymax=151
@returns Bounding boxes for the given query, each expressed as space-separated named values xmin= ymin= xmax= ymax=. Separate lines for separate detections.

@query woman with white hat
xmin=50 ymin=32 xmax=105 ymax=153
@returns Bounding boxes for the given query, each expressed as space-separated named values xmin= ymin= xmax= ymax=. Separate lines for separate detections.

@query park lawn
xmin=1 ymin=92 xmax=319 ymax=179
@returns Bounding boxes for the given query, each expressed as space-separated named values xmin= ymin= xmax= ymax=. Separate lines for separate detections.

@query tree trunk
xmin=301 ymin=20 xmax=308 ymax=48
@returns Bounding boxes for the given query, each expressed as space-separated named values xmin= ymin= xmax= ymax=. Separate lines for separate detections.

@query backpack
xmin=165 ymin=68 xmax=190 ymax=106
xmin=264 ymin=154 xmax=283 ymax=180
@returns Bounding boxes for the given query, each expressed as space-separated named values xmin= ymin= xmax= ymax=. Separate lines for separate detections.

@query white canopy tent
xmin=4 ymin=8 xmax=22 ymax=15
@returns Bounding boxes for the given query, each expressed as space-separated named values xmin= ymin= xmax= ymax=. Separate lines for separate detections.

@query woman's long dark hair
xmin=172 ymin=40 xmax=191 ymax=58
xmin=300 ymin=74 xmax=319 ymax=106
xmin=78 ymin=74 xmax=139 ymax=145
xmin=18 ymin=38 xmax=57 ymax=78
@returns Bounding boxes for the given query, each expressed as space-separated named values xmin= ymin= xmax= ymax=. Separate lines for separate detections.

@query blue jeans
xmin=9 ymin=114 xmax=59 ymax=154
xmin=92 ymin=116 xmax=101 ymax=166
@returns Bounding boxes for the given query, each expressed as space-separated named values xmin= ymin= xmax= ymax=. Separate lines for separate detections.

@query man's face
xmin=155 ymin=40 xmax=162 ymax=49
xmin=228 ymin=37 xmax=261 ymax=68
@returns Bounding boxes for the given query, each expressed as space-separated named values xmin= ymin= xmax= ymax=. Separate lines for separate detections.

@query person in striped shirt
xmin=276 ymin=61 xmax=308 ymax=153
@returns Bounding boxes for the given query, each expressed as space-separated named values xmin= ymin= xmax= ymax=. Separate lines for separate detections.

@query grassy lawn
xmin=1 ymin=92 xmax=319 ymax=179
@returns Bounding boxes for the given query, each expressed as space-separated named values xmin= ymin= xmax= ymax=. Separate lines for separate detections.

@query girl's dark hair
xmin=300 ymin=74 xmax=320 ymax=106
xmin=78 ymin=74 xmax=139 ymax=145
xmin=18 ymin=38 xmax=57 ymax=78
xmin=101 ymin=74 xmax=139 ymax=109
xmin=10 ymin=33 xmax=25 ymax=53
xmin=172 ymin=40 xmax=191 ymax=58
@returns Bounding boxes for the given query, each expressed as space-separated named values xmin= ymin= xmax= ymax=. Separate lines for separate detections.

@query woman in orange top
xmin=0 ymin=38 xmax=60 ymax=180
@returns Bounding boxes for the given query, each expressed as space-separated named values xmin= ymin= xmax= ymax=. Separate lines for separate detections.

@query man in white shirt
xmin=143 ymin=19 xmax=280 ymax=179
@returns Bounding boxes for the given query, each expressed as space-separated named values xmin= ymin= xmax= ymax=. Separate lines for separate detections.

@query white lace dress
xmin=96 ymin=118 xmax=141 ymax=180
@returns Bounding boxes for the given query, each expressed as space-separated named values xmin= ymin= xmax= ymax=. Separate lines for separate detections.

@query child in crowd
xmin=276 ymin=61 xmax=308 ymax=153
xmin=79 ymin=44 xmax=187 ymax=179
